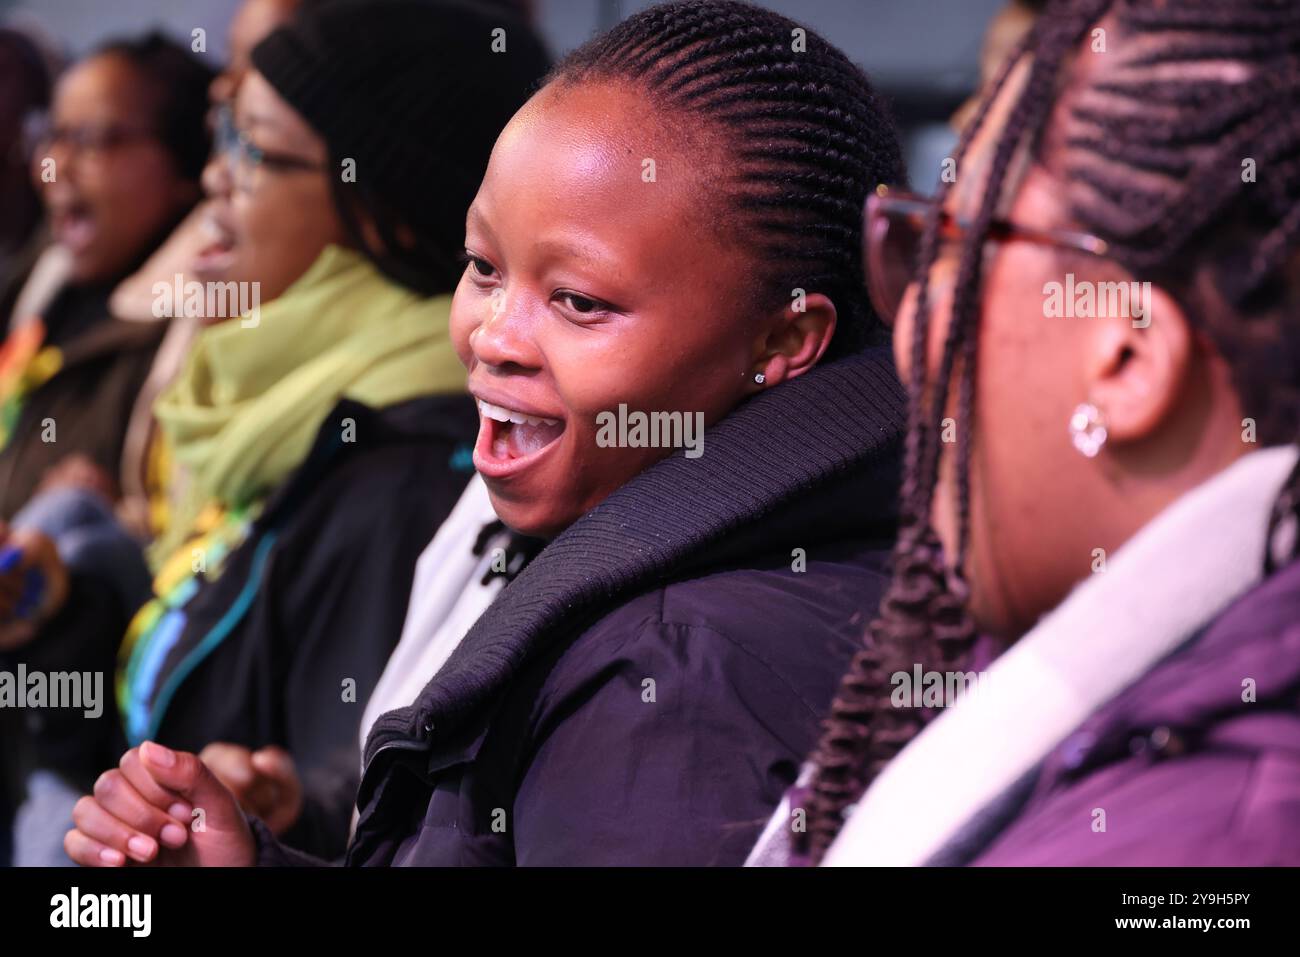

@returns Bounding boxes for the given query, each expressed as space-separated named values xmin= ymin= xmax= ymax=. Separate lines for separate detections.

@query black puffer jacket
xmin=255 ymin=347 xmax=907 ymax=866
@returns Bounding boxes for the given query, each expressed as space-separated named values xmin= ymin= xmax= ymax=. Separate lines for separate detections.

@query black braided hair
xmin=801 ymin=0 xmax=1300 ymax=863
xmin=546 ymin=0 xmax=905 ymax=359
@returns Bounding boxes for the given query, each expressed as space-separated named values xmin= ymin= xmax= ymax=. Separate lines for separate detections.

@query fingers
xmin=250 ymin=745 xmax=295 ymax=783
xmin=199 ymin=742 xmax=266 ymax=811
xmin=92 ymin=767 xmax=186 ymax=845
xmin=71 ymin=792 xmax=164 ymax=864
xmin=64 ymin=827 xmax=127 ymax=868
xmin=120 ymin=748 xmax=193 ymax=823
xmin=250 ymin=746 xmax=303 ymax=834
xmin=140 ymin=741 xmax=246 ymax=833
xmin=200 ymin=742 xmax=256 ymax=787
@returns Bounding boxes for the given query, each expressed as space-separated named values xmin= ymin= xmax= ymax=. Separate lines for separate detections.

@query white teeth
xmin=477 ymin=399 xmax=558 ymax=428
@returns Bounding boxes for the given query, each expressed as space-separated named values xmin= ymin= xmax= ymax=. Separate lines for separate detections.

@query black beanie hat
xmin=250 ymin=0 xmax=551 ymax=294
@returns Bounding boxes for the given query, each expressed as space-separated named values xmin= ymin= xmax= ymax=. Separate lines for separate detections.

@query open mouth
xmin=51 ymin=202 xmax=97 ymax=255
xmin=473 ymin=398 xmax=565 ymax=478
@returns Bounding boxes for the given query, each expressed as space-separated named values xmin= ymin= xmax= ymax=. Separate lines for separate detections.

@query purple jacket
xmin=972 ymin=556 xmax=1300 ymax=865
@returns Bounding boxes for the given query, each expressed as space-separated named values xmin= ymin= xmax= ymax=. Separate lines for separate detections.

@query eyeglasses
xmin=25 ymin=115 xmax=157 ymax=161
xmin=863 ymin=185 xmax=1112 ymax=325
xmin=212 ymin=103 xmax=326 ymax=191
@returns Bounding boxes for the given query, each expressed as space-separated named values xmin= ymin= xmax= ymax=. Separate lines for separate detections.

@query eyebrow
xmin=466 ymin=205 xmax=618 ymax=274
xmin=466 ymin=203 xmax=493 ymax=235
xmin=531 ymin=238 xmax=613 ymax=272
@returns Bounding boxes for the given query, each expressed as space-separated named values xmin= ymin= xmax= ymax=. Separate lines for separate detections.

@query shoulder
xmin=265 ymin=397 xmax=477 ymax=582
xmin=981 ymin=582 xmax=1300 ymax=866
xmin=534 ymin=549 xmax=888 ymax=734
xmin=978 ymin=729 xmax=1300 ymax=865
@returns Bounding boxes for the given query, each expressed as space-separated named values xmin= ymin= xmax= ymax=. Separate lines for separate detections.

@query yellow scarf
xmin=150 ymin=245 xmax=466 ymax=561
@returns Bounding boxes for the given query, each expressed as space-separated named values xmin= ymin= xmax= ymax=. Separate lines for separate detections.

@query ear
xmin=752 ymin=292 xmax=837 ymax=387
xmin=1084 ymin=284 xmax=1192 ymax=444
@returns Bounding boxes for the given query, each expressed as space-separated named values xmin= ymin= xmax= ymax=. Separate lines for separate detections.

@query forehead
xmin=54 ymin=54 xmax=151 ymax=120
xmin=476 ymin=79 xmax=726 ymax=243
xmin=236 ymin=70 xmax=320 ymax=144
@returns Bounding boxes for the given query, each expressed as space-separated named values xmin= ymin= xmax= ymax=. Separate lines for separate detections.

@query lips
xmin=472 ymin=396 xmax=566 ymax=479
xmin=50 ymin=202 xmax=96 ymax=255
xmin=192 ymin=209 xmax=238 ymax=280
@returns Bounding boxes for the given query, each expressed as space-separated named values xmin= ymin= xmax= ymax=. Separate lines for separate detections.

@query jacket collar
xmin=822 ymin=444 xmax=1300 ymax=867
xmin=357 ymin=347 xmax=907 ymax=798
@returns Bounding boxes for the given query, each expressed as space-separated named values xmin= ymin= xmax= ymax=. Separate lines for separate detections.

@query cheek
xmin=959 ymin=285 xmax=1084 ymax=632
xmin=235 ymin=183 xmax=337 ymax=279
xmin=564 ymin=317 xmax=746 ymax=435
xmin=448 ymin=278 xmax=478 ymax=367
xmin=94 ymin=155 xmax=182 ymax=224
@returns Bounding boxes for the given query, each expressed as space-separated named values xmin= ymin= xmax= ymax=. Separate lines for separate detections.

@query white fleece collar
xmin=822 ymin=444 xmax=1299 ymax=866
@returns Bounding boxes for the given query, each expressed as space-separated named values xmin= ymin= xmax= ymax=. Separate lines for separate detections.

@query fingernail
xmin=168 ymin=802 xmax=192 ymax=820
xmin=143 ymin=741 xmax=176 ymax=768
xmin=127 ymin=835 xmax=155 ymax=860
xmin=99 ymin=848 xmax=125 ymax=866
xmin=160 ymin=823 xmax=187 ymax=847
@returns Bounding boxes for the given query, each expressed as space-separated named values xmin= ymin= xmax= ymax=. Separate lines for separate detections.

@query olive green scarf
xmin=151 ymin=244 xmax=466 ymax=561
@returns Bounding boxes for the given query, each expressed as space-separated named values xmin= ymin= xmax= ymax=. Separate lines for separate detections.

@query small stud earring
xmin=1069 ymin=402 xmax=1108 ymax=458
xmin=753 ymin=372 xmax=766 ymax=385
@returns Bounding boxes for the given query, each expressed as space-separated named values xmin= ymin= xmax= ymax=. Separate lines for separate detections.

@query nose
xmin=469 ymin=290 xmax=539 ymax=373
xmin=209 ymin=73 xmax=236 ymax=109
xmin=202 ymin=149 xmax=233 ymax=200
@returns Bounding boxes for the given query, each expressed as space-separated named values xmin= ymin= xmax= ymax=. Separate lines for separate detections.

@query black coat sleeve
xmin=257 ymin=450 xmax=471 ymax=859
xmin=509 ymin=616 xmax=817 ymax=866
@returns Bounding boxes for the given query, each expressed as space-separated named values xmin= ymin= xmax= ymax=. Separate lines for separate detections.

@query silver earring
xmin=753 ymin=372 xmax=766 ymax=385
xmin=1069 ymin=402 xmax=1108 ymax=458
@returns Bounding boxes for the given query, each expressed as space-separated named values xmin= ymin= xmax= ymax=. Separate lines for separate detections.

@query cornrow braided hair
xmin=547 ymin=0 xmax=905 ymax=359
xmin=801 ymin=0 xmax=1300 ymax=863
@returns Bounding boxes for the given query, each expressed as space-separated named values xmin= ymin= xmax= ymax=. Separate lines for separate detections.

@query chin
xmin=483 ymin=488 xmax=563 ymax=541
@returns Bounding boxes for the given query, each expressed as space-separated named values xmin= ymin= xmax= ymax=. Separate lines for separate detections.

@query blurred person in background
xmin=0 ymin=33 xmax=211 ymax=867
xmin=0 ymin=33 xmax=210 ymax=518
xmin=0 ymin=26 xmax=54 ymax=321
xmin=0 ymin=0 xmax=301 ymax=869
xmin=110 ymin=0 xmax=309 ymax=542
xmin=14 ymin=0 xmax=549 ymax=865
xmin=0 ymin=22 xmax=55 ymax=867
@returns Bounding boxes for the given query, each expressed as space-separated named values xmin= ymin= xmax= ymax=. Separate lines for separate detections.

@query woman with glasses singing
xmin=750 ymin=0 xmax=1300 ymax=867
xmin=0 ymin=34 xmax=211 ymax=521
xmin=0 ymin=30 xmax=214 ymax=867
xmin=8 ymin=0 xmax=549 ymax=864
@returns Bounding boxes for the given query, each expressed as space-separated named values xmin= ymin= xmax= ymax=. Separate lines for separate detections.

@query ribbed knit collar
xmin=361 ymin=345 xmax=906 ymax=774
